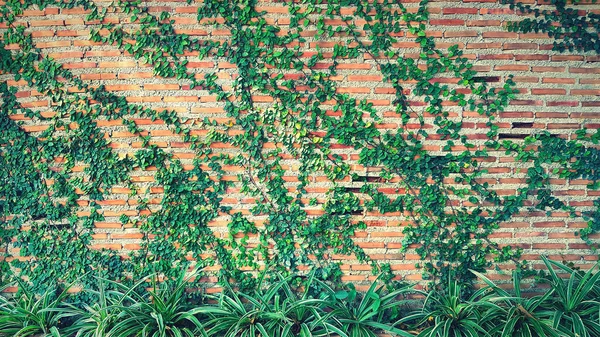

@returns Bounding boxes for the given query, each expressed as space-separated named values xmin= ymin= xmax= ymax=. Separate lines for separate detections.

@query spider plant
xmin=107 ymin=270 xmax=205 ymax=337
xmin=194 ymin=280 xmax=272 ymax=337
xmin=400 ymin=278 xmax=488 ymax=337
xmin=196 ymin=272 xmax=348 ymax=337
xmin=540 ymin=256 xmax=600 ymax=337
xmin=259 ymin=273 xmax=347 ymax=337
xmin=57 ymin=281 xmax=119 ymax=337
xmin=0 ymin=280 xmax=74 ymax=337
xmin=472 ymin=270 xmax=559 ymax=337
xmin=326 ymin=275 xmax=414 ymax=337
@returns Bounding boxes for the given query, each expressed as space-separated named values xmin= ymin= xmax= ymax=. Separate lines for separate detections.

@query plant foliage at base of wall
xmin=0 ymin=0 xmax=599 ymax=295
xmin=1 ymin=258 xmax=600 ymax=337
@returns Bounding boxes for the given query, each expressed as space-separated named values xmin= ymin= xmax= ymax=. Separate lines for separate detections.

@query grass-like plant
xmin=196 ymin=273 xmax=346 ymax=337
xmin=57 ymin=281 xmax=119 ymax=337
xmin=1 ymin=259 xmax=600 ymax=337
xmin=326 ymin=276 xmax=414 ymax=337
xmin=401 ymin=278 xmax=488 ymax=337
xmin=540 ymin=256 xmax=600 ymax=337
xmin=106 ymin=271 xmax=205 ymax=337
xmin=259 ymin=274 xmax=345 ymax=337
xmin=472 ymin=270 xmax=559 ymax=337
xmin=0 ymin=280 xmax=73 ymax=337
xmin=194 ymin=283 xmax=268 ymax=337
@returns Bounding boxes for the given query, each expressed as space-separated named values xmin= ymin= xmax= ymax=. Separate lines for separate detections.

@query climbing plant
xmin=499 ymin=0 xmax=600 ymax=242
xmin=502 ymin=0 xmax=600 ymax=54
xmin=1 ymin=0 xmax=599 ymax=294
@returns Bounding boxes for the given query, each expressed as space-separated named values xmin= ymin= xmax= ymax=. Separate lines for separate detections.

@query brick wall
xmin=1 ymin=0 xmax=600 ymax=285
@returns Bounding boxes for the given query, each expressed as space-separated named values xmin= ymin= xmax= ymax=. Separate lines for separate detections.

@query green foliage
xmin=107 ymin=271 xmax=205 ymax=337
xmin=196 ymin=273 xmax=347 ymax=337
xmin=57 ymin=283 xmax=118 ymax=337
xmin=0 ymin=0 xmax=599 ymax=293
xmin=502 ymin=0 xmax=600 ymax=54
xmin=401 ymin=278 xmax=487 ymax=337
xmin=0 ymin=281 xmax=73 ymax=337
xmin=326 ymin=276 xmax=414 ymax=337
xmin=506 ymin=130 xmax=600 ymax=248
xmin=0 ymin=261 xmax=599 ymax=336
xmin=255 ymin=274 xmax=340 ymax=337
xmin=472 ymin=258 xmax=600 ymax=337
xmin=473 ymin=270 xmax=559 ymax=337
xmin=540 ymin=257 xmax=600 ymax=337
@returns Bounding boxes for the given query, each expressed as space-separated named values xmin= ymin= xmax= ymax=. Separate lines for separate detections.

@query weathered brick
xmin=98 ymin=61 xmax=138 ymax=68
xmin=467 ymin=19 xmax=501 ymax=26
xmin=483 ymin=31 xmax=518 ymax=38
xmin=29 ymin=19 xmax=64 ymax=27
xmin=515 ymin=54 xmax=549 ymax=61
xmin=531 ymin=88 xmax=567 ymax=95
xmin=503 ymin=43 xmax=538 ymax=50
xmin=429 ymin=19 xmax=465 ymax=26
xmin=2 ymin=0 xmax=600 ymax=289
xmin=443 ymin=8 xmax=479 ymax=14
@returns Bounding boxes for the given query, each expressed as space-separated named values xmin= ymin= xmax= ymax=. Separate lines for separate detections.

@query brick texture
xmin=1 ymin=0 xmax=600 ymax=284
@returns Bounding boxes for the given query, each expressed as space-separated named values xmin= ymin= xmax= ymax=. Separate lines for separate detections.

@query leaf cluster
xmin=2 ymin=259 xmax=600 ymax=337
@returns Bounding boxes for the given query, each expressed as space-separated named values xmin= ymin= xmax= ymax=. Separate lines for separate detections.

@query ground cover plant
xmin=0 ymin=259 xmax=598 ymax=337
xmin=0 ymin=282 xmax=69 ymax=337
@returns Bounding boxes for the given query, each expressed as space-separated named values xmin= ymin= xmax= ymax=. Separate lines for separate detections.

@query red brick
xmin=494 ymin=65 xmax=529 ymax=71
xmin=533 ymin=243 xmax=566 ymax=249
xmin=547 ymin=101 xmax=579 ymax=107
xmin=444 ymin=31 xmax=478 ymax=38
xmin=145 ymin=84 xmax=180 ymax=90
xmin=478 ymin=54 xmax=513 ymax=60
xmin=531 ymin=89 xmax=567 ymax=95
xmin=552 ymin=55 xmax=584 ymax=61
xmin=571 ymin=90 xmax=600 ymax=95
xmin=467 ymin=20 xmax=501 ymax=26
xmin=515 ymin=32 xmax=547 ymax=39
xmin=533 ymin=221 xmax=565 ymax=228
xmin=429 ymin=19 xmax=465 ymax=26
xmin=503 ymin=43 xmax=538 ymax=50
xmin=63 ymin=62 xmax=96 ymax=69
xmin=36 ymin=41 xmax=71 ymax=48
xmin=31 ymin=30 xmax=55 ymax=38
xmin=46 ymin=52 xmax=83 ymax=60
xmin=532 ymin=66 xmax=565 ymax=72
xmin=483 ymin=32 xmax=518 ymax=38
xmin=29 ymin=19 xmax=64 ymax=27
xmin=19 ymin=9 xmax=44 ymax=16
xmin=480 ymin=8 xmax=514 ymax=14
xmin=515 ymin=54 xmax=549 ymax=61
xmin=61 ymin=8 xmax=92 ymax=15
xmin=467 ymin=43 xmax=502 ymax=49
xmin=86 ymin=50 xmax=121 ymax=57
xmin=336 ymin=87 xmax=370 ymax=94
xmin=99 ymin=61 xmax=138 ymax=68
xmin=571 ymin=67 xmax=600 ymax=74
xmin=112 ymin=233 xmax=144 ymax=239
xmin=91 ymin=244 xmax=122 ymax=250
xmin=347 ymin=75 xmax=382 ymax=82
xmin=513 ymin=76 xmax=539 ymax=83
xmin=443 ymin=8 xmax=479 ymax=14
xmin=542 ymin=78 xmax=575 ymax=84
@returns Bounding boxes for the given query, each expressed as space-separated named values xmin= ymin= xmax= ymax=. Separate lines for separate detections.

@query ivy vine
xmin=503 ymin=0 xmax=600 ymax=53
xmin=1 ymin=0 xmax=599 ymax=295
